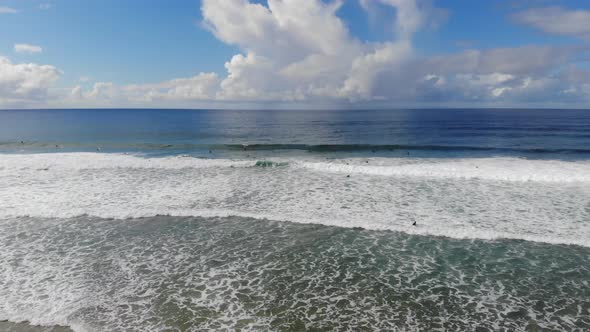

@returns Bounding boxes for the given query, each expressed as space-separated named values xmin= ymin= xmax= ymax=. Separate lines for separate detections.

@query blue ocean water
xmin=1 ymin=108 xmax=589 ymax=158
xmin=0 ymin=109 xmax=589 ymax=331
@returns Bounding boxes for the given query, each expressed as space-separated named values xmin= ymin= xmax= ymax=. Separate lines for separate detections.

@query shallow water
xmin=0 ymin=216 xmax=588 ymax=331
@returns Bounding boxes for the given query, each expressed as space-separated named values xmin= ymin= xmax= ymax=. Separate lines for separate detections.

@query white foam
xmin=1 ymin=153 xmax=589 ymax=247
xmin=0 ymin=152 xmax=253 ymax=170
xmin=299 ymin=157 xmax=590 ymax=183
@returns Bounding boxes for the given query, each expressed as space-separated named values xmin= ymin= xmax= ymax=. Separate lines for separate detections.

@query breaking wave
xmin=1 ymin=153 xmax=589 ymax=247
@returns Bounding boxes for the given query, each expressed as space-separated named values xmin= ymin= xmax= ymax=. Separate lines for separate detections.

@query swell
xmin=2 ymin=141 xmax=590 ymax=155
xmin=230 ymin=144 xmax=590 ymax=155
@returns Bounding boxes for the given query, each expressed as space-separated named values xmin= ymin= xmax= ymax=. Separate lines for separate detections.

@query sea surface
xmin=0 ymin=108 xmax=589 ymax=331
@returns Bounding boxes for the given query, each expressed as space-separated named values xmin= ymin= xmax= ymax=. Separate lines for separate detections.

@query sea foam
xmin=1 ymin=153 xmax=589 ymax=247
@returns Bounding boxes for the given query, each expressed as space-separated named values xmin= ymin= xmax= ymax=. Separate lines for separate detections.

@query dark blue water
xmin=1 ymin=108 xmax=589 ymax=159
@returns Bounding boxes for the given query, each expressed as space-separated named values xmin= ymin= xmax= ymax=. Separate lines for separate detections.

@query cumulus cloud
xmin=63 ymin=73 xmax=221 ymax=107
xmin=196 ymin=0 xmax=590 ymax=106
xmin=0 ymin=57 xmax=61 ymax=107
xmin=14 ymin=43 xmax=43 ymax=54
xmin=202 ymin=0 xmax=364 ymax=101
xmin=341 ymin=41 xmax=412 ymax=99
xmin=38 ymin=3 xmax=52 ymax=10
xmin=513 ymin=7 xmax=590 ymax=40
xmin=200 ymin=0 xmax=428 ymax=102
xmin=3 ymin=0 xmax=590 ymax=108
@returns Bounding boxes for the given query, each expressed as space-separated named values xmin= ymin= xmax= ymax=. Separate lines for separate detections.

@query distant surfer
xmin=209 ymin=150 xmax=212 ymax=154
xmin=347 ymin=174 xmax=350 ymax=178
xmin=96 ymin=146 xmax=102 ymax=152
xmin=412 ymin=221 xmax=417 ymax=226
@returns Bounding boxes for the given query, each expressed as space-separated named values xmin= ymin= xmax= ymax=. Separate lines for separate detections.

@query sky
xmin=1 ymin=0 xmax=590 ymax=109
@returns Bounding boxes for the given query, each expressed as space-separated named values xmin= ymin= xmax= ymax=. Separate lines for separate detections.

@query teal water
xmin=0 ymin=109 xmax=589 ymax=331
xmin=1 ymin=216 xmax=588 ymax=331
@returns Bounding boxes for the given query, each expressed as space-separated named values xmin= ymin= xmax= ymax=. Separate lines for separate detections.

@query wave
xmin=2 ymin=141 xmax=590 ymax=155
xmin=298 ymin=158 xmax=590 ymax=183
xmin=218 ymin=143 xmax=590 ymax=155
xmin=3 ymin=152 xmax=588 ymax=183
xmin=1 ymin=153 xmax=589 ymax=247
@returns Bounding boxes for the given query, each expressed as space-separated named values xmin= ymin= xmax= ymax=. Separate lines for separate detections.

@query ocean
xmin=0 ymin=108 xmax=588 ymax=331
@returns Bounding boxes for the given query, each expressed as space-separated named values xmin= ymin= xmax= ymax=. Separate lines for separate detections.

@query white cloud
xmin=63 ymin=73 xmax=221 ymax=107
xmin=38 ymin=3 xmax=52 ymax=10
xmin=406 ymin=45 xmax=590 ymax=104
xmin=0 ymin=57 xmax=61 ymax=107
xmin=422 ymin=45 xmax=573 ymax=76
xmin=14 ymin=43 xmax=43 ymax=54
xmin=0 ymin=6 xmax=17 ymax=14
xmin=513 ymin=7 xmax=590 ymax=40
xmin=3 ymin=0 xmax=590 ymax=109
xmin=341 ymin=41 xmax=412 ymax=99
xmin=125 ymin=72 xmax=220 ymax=101
xmin=360 ymin=0 xmax=423 ymax=38
xmin=201 ymin=0 xmax=425 ymax=102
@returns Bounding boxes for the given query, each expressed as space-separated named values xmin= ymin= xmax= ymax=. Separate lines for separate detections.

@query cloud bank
xmin=1 ymin=0 xmax=590 ymax=109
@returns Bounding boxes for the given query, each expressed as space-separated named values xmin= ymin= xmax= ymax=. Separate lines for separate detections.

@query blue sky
xmin=1 ymin=0 xmax=590 ymax=108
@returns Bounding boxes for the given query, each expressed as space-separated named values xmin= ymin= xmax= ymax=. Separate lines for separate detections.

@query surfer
xmin=412 ymin=221 xmax=417 ymax=226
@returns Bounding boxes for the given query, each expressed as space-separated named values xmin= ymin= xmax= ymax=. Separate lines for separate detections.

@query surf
xmin=1 ymin=153 xmax=589 ymax=247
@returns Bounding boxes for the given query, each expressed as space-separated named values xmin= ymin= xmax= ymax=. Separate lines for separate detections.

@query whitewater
xmin=1 ymin=152 xmax=589 ymax=247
